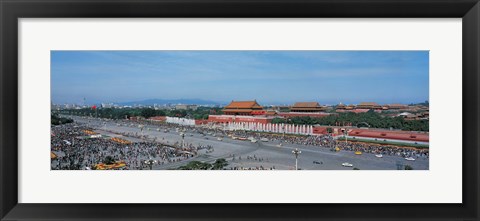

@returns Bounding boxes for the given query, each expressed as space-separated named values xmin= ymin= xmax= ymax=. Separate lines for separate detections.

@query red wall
xmin=312 ymin=126 xmax=429 ymax=142
xmin=149 ymin=116 xmax=166 ymax=121
xmin=348 ymin=129 xmax=429 ymax=142
xmin=208 ymin=115 xmax=272 ymax=124
xmin=278 ymin=112 xmax=330 ymax=118
xmin=313 ymin=127 xmax=328 ymax=134
xmin=195 ymin=119 xmax=209 ymax=125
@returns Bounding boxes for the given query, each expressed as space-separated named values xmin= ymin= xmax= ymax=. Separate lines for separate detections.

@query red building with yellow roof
xmin=222 ymin=100 xmax=264 ymax=116
xmin=290 ymin=102 xmax=325 ymax=112
xmin=356 ymin=102 xmax=382 ymax=110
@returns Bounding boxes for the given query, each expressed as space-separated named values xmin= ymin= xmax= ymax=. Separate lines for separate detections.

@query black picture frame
xmin=1 ymin=0 xmax=479 ymax=220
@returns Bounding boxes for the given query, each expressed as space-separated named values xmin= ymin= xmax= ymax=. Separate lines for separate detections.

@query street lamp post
xmin=181 ymin=133 xmax=185 ymax=148
xmin=233 ymin=115 xmax=236 ymax=132
xmin=144 ymin=159 xmax=158 ymax=170
xmin=344 ymin=129 xmax=348 ymax=143
xmin=292 ymin=148 xmax=302 ymax=170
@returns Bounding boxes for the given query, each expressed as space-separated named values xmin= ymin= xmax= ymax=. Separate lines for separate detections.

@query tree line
xmin=177 ymin=159 xmax=228 ymax=170
xmin=271 ymin=111 xmax=429 ymax=131
xmin=57 ymin=106 xmax=222 ymax=120
xmin=51 ymin=113 xmax=73 ymax=125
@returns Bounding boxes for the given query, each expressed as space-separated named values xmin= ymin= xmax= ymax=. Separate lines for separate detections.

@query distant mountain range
xmin=117 ymin=98 xmax=221 ymax=106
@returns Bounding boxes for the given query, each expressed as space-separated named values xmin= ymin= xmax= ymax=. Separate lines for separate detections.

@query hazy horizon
xmin=51 ymin=50 xmax=429 ymax=105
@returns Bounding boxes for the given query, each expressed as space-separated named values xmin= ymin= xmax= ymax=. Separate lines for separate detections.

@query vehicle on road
xmin=251 ymin=139 xmax=257 ymax=143
xmin=313 ymin=160 xmax=322 ymax=164
xmin=342 ymin=162 xmax=353 ymax=167
xmin=260 ymin=138 xmax=269 ymax=142
xmin=375 ymin=154 xmax=383 ymax=158
xmin=405 ymin=157 xmax=416 ymax=161
xmin=217 ymin=138 xmax=223 ymax=141
xmin=355 ymin=151 xmax=362 ymax=155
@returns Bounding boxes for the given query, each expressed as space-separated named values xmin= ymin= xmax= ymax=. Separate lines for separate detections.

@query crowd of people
xmin=51 ymin=123 xmax=208 ymax=170
xmin=335 ymin=141 xmax=429 ymax=159
xmin=91 ymin=116 xmax=430 ymax=159
xmin=231 ymin=154 xmax=268 ymax=163
xmin=228 ymin=166 xmax=276 ymax=170
xmin=221 ymin=129 xmax=428 ymax=159
xmin=54 ymin=116 xmax=429 ymax=170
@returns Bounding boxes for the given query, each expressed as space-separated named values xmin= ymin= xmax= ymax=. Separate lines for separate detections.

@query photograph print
xmin=51 ymin=51 xmax=429 ymax=170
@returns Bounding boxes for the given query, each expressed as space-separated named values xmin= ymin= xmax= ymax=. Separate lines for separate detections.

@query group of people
xmin=104 ymin=116 xmax=430 ymax=160
xmin=51 ymin=123 xmax=206 ymax=170
xmin=56 ymin=116 xmax=429 ymax=170
xmin=231 ymin=154 xmax=268 ymax=162
xmin=228 ymin=166 xmax=276 ymax=170
xmin=335 ymin=141 xmax=429 ymax=159
xmin=217 ymin=128 xmax=428 ymax=159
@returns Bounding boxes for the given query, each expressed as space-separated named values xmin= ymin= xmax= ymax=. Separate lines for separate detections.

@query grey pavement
xmin=69 ymin=116 xmax=429 ymax=170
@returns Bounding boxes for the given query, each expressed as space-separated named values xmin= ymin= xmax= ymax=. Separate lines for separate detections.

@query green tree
xmin=103 ymin=156 xmax=116 ymax=165
xmin=140 ymin=108 xmax=157 ymax=118
xmin=178 ymin=161 xmax=212 ymax=170
xmin=155 ymin=110 xmax=166 ymax=116
xmin=211 ymin=159 xmax=228 ymax=170
xmin=51 ymin=114 xmax=73 ymax=125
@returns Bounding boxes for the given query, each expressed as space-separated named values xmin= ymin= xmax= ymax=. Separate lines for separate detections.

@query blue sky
xmin=51 ymin=51 xmax=429 ymax=105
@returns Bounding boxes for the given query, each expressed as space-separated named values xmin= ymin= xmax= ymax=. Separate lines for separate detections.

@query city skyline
xmin=51 ymin=50 xmax=429 ymax=105
xmin=52 ymin=98 xmax=429 ymax=107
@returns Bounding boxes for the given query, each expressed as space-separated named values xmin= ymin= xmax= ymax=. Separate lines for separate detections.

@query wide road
xmin=69 ymin=116 xmax=429 ymax=170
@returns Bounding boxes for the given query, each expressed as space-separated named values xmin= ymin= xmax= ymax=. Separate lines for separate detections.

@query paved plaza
xmin=67 ymin=116 xmax=429 ymax=170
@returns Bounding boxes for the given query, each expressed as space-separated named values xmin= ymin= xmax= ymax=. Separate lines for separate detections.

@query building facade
xmin=222 ymin=100 xmax=264 ymax=115
xmin=290 ymin=102 xmax=325 ymax=112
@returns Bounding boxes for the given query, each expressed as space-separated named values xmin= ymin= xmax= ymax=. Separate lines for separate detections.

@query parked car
xmin=342 ymin=162 xmax=353 ymax=167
